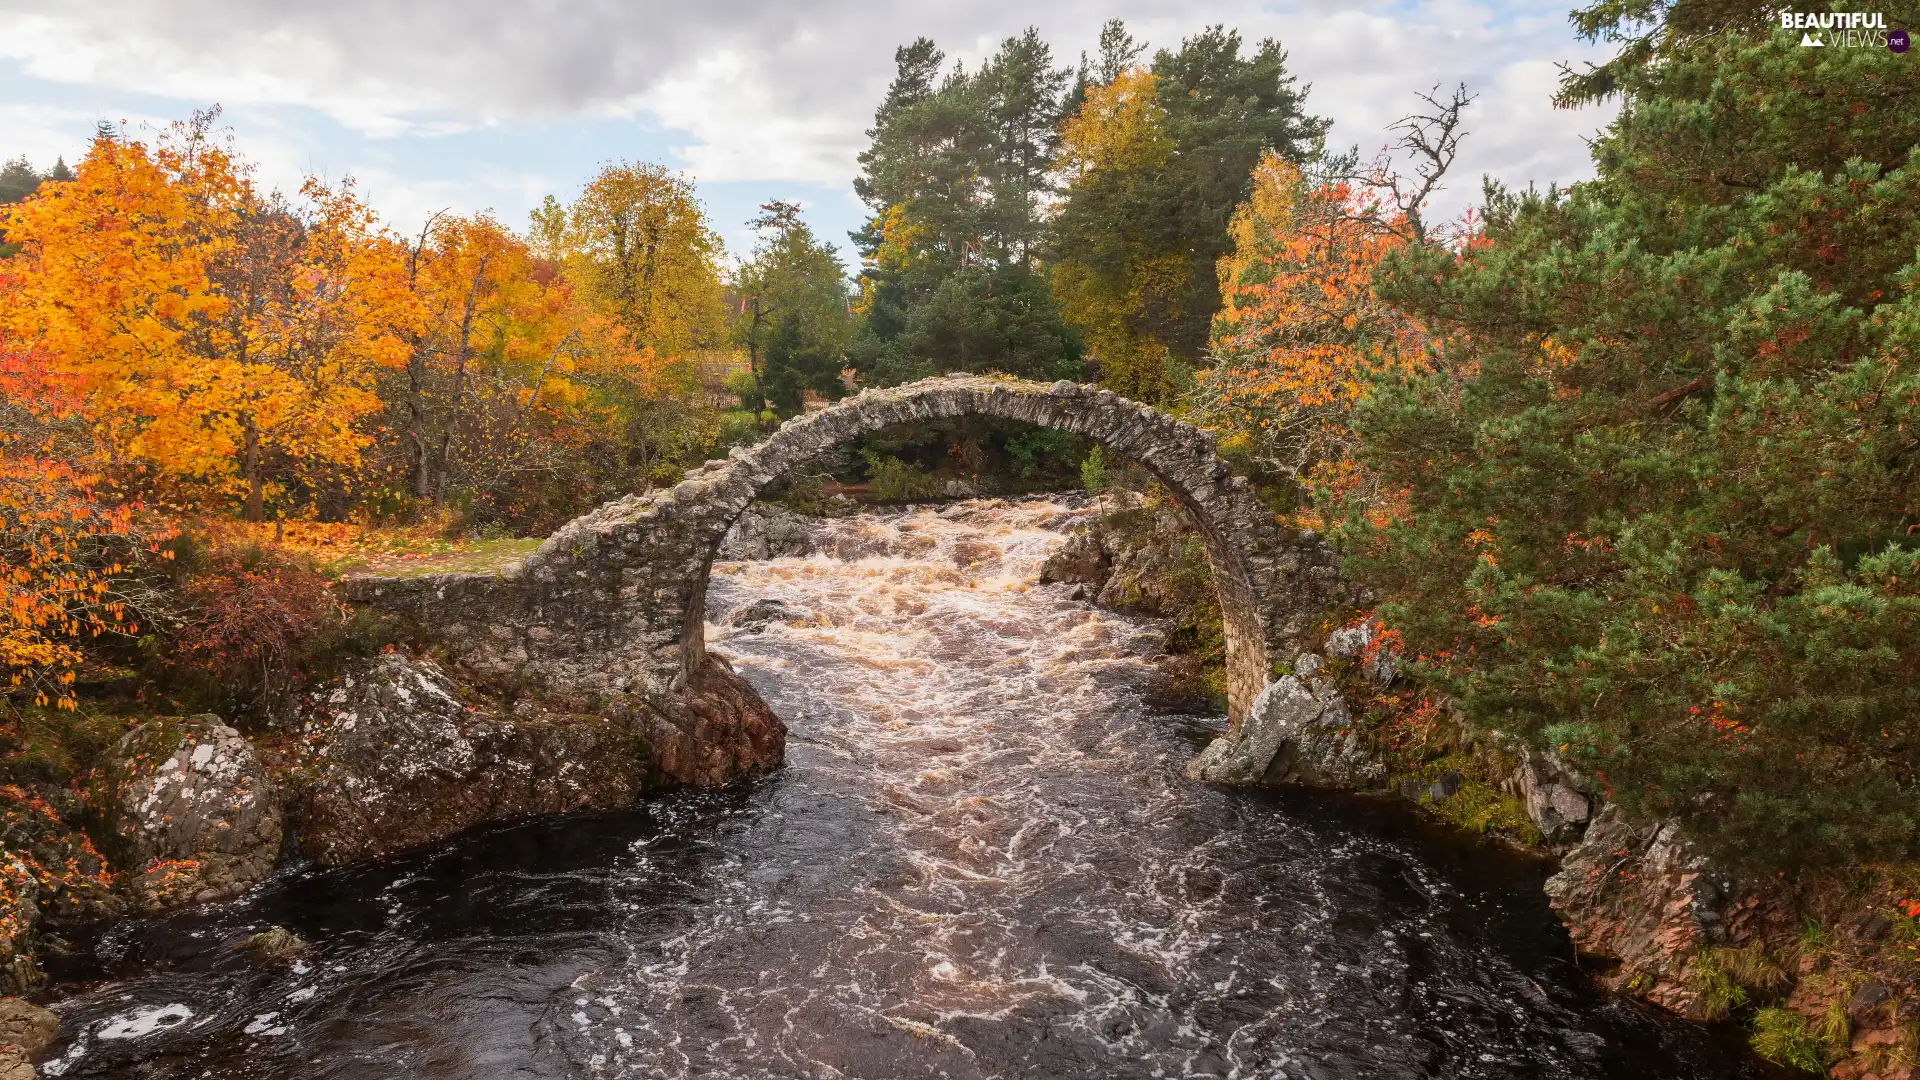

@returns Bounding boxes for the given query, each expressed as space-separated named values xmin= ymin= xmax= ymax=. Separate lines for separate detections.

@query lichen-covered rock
xmin=108 ymin=717 xmax=282 ymax=913
xmin=719 ymin=504 xmax=817 ymax=561
xmin=1508 ymin=745 xmax=1594 ymax=845
xmin=1322 ymin=619 xmax=1397 ymax=686
xmin=294 ymin=653 xmax=653 ymax=865
xmin=294 ymin=650 xmax=783 ymax=865
xmin=1543 ymin=806 xmax=1777 ymax=1018
xmin=1186 ymin=669 xmax=1385 ymax=789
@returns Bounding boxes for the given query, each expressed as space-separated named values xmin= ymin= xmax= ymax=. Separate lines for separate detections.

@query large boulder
xmin=0 ymin=998 xmax=55 ymax=1079
xmin=1185 ymin=665 xmax=1386 ymax=789
xmin=108 ymin=716 xmax=283 ymax=913
xmin=1543 ymin=806 xmax=1778 ymax=1018
xmin=1038 ymin=527 xmax=1110 ymax=587
xmin=294 ymin=653 xmax=647 ymax=865
xmin=648 ymin=654 xmax=786 ymax=789
xmin=293 ymin=653 xmax=784 ymax=865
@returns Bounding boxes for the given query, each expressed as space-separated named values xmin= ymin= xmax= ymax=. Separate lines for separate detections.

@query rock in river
xmin=107 ymin=716 xmax=283 ymax=913
xmin=1185 ymin=665 xmax=1386 ymax=789
xmin=293 ymin=653 xmax=651 ymax=866
xmin=0 ymin=997 xmax=56 ymax=1079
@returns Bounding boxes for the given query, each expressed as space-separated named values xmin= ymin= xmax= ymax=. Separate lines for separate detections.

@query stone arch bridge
xmin=348 ymin=376 xmax=1354 ymax=779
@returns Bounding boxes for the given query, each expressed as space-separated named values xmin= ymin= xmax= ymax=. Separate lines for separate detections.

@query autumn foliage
xmin=1194 ymin=154 xmax=1431 ymax=505
xmin=0 ymin=113 xmax=755 ymax=720
xmin=2 ymin=116 xmax=413 ymax=519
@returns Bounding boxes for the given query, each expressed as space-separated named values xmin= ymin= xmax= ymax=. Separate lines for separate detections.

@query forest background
xmin=3 ymin=2 xmax=1919 ymax=1068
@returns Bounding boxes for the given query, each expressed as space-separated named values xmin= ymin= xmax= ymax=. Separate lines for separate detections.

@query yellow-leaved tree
xmin=1050 ymin=67 xmax=1188 ymax=401
xmin=535 ymin=162 xmax=728 ymax=486
xmin=562 ymin=162 xmax=726 ymax=358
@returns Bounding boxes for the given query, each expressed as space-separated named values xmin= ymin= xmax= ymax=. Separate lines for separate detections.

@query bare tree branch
xmin=1385 ymin=82 xmax=1476 ymax=244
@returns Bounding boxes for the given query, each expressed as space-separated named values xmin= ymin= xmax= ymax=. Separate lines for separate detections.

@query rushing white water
xmin=544 ymin=498 xmax=1766 ymax=1079
xmin=40 ymin=497 xmax=1773 ymax=1080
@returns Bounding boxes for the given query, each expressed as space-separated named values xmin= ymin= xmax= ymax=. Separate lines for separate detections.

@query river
xmin=37 ymin=497 xmax=1776 ymax=1079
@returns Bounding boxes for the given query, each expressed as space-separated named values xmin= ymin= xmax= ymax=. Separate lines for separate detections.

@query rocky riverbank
xmin=2 ymin=640 xmax=784 ymax=1076
xmin=1047 ymin=500 xmax=1919 ymax=1079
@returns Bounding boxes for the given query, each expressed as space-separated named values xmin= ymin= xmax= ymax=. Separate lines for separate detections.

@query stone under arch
xmin=347 ymin=376 xmax=1352 ymax=763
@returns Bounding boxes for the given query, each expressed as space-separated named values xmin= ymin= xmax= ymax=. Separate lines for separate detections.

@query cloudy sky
xmin=0 ymin=0 xmax=1617 ymax=267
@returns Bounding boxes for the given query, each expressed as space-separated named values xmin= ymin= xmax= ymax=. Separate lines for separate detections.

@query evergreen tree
xmin=1052 ymin=24 xmax=1326 ymax=400
xmin=732 ymin=201 xmax=853 ymax=417
xmin=1343 ymin=0 xmax=1920 ymax=871
xmin=0 ymin=156 xmax=44 ymax=257
xmin=849 ymin=33 xmax=1083 ymax=385
xmin=0 ymin=157 xmax=42 ymax=204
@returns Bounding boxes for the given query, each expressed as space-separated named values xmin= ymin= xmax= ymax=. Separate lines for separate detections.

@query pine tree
xmin=0 ymin=158 xmax=41 ymax=205
xmin=1343 ymin=0 xmax=1920 ymax=871
xmin=732 ymin=201 xmax=852 ymax=416
xmin=848 ymin=32 xmax=1083 ymax=385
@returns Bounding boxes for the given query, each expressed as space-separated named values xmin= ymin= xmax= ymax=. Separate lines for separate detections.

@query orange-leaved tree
xmin=0 ymin=338 xmax=170 ymax=709
xmin=390 ymin=211 xmax=603 ymax=521
xmin=2 ymin=113 xmax=416 ymax=520
xmin=1191 ymin=153 xmax=1432 ymax=509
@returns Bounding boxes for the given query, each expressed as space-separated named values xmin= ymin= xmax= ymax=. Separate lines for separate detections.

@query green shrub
xmin=1079 ymin=446 xmax=1109 ymax=493
xmin=860 ymin=451 xmax=943 ymax=502
xmin=724 ymin=369 xmax=762 ymax=410
xmin=717 ymin=409 xmax=766 ymax=448
xmin=1751 ymin=1008 xmax=1845 ymax=1073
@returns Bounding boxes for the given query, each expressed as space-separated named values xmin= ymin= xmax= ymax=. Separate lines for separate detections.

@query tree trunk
xmin=748 ymin=297 xmax=767 ymax=426
xmin=243 ymin=419 xmax=264 ymax=523
xmin=434 ymin=258 xmax=488 ymax=508
xmin=405 ymin=213 xmax=445 ymax=502
xmin=408 ymin=351 xmax=431 ymax=499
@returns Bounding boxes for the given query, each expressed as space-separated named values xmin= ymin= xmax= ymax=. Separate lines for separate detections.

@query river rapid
xmin=38 ymin=497 xmax=1777 ymax=1079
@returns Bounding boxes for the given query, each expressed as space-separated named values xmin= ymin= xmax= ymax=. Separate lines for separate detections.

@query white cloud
xmin=0 ymin=0 xmax=1617 ymax=227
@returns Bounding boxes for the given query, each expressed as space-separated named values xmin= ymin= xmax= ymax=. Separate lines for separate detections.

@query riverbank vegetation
xmin=4 ymin=0 xmax=1917 ymax=1069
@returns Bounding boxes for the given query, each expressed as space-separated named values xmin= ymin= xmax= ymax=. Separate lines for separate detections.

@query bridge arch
xmin=349 ymin=376 xmax=1350 ymax=728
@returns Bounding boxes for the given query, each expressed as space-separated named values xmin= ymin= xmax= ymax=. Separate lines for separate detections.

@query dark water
xmin=39 ymin=499 xmax=1778 ymax=1079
